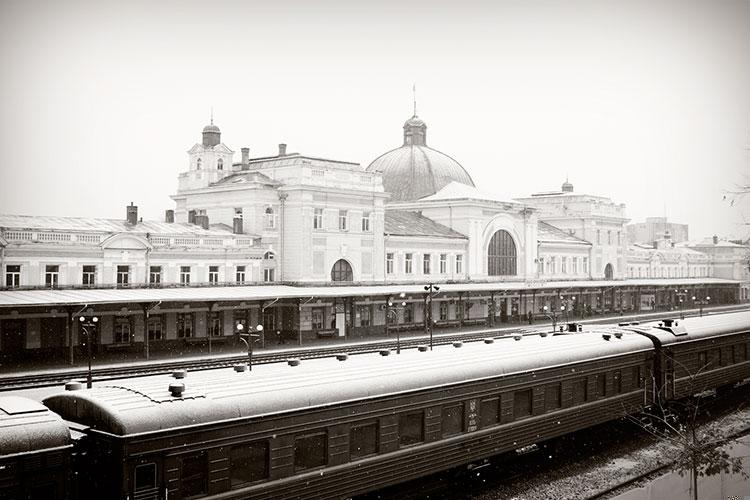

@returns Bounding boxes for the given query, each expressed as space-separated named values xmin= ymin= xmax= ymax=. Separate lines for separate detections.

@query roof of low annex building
xmin=537 ymin=222 xmax=591 ymax=246
xmin=384 ymin=210 xmax=467 ymax=239
xmin=0 ymin=214 xmax=252 ymax=238
xmin=418 ymin=181 xmax=520 ymax=206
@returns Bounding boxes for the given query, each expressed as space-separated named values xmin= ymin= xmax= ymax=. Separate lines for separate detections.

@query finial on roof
xmin=413 ymin=83 xmax=417 ymax=117
xmin=210 ymin=106 xmax=214 ymax=125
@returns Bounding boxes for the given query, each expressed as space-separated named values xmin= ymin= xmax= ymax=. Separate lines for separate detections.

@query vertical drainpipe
xmin=141 ymin=303 xmax=150 ymax=360
xmin=145 ymin=233 xmax=151 ymax=286
xmin=278 ymin=192 xmax=288 ymax=282
xmin=66 ymin=306 xmax=74 ymax=365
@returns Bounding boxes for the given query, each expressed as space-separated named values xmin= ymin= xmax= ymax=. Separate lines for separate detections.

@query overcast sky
xmin=0 ymin=0 xmax=748 ymax=240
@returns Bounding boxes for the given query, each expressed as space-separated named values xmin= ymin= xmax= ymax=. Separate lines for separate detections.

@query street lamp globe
xmin=236 ymin=323 xmax=244 ymax=333
xmin=256 ymin=324 xmax=264 ymax=332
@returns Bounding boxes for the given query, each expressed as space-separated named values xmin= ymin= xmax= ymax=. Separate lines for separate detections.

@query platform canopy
xmin=0 ymin=278 xmax=738 ymax=308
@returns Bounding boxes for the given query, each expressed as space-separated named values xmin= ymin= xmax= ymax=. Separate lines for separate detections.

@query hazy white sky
xmin=0 ymin=0 xmax=748 ymax=240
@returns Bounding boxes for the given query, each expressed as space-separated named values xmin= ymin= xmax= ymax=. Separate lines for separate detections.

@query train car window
xmin=479 ymin=397 xmax=500 ymax=427
xmin=230 ymin=441 xmax=269 ymax=486
xmin=698 ymin=351 xmax=707 ymax=370
xmin=572 ymin=378 xmax=587 ymax=405
xmin=513 ymin=389 xmax=532 ymax=419
xmin=736 ymin=344 xmax=747 ymax=363
xmin=180 ymin=452 xmax=208 ymax=498
xmin=350 ymin=422 xmax=379 ymax=459
xmin=631 ymin=366 xmax=642 ymax=389
xmin=596 ymin=374 xmax=606 ymax=398
xmin=294 ymin=432 xmax=327 ymax=471
xmin=134 ymin=463 xmax=157 ymax=491
xmin=399 ymin=411 xmax=424 ymax=446
xmin=442 ymin=404 xmax=464 ymax=437
xmin=712 ymin=348 xmax=722 ymax=368
xmin=613 ymin=370 xmax=622 ymax=394
xmin=544 ymin=383 xmax=562 ymax=410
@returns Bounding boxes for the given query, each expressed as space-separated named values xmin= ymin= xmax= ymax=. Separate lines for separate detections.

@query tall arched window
xmin=487 ymin=230 xmax=517 ymax=276
xmin=604 ymin=263 xmax=614 ymax=280
xmin=265 ymin=207 xmax=276 ymax=229
xmin=331 ymin=259 xmax=353 ymax=282
xmin=217 ymin=158 xmax=224 ymax=170
xmin=196 ymin=158 xmax=202 ymax=170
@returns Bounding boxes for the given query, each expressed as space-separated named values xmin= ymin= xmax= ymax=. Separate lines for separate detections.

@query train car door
xmin=131 ymin=458 xmax=162 ymax=500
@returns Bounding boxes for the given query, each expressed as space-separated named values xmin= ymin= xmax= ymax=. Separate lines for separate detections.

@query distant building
xmin=627 ymin=217 xmax=688 ymax=245
xmin=687 ymin=235 xmax=750 ymax=301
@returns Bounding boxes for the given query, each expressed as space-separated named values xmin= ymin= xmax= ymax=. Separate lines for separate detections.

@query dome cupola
xmin=202 ymin=119 xmax=221 ymax=147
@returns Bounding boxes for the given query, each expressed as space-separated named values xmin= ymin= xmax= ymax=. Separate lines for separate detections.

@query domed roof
xmin=367 ymin=115 xmax=474 ymax=202
xmin=203 ymin=123 xmax=220 ymax=133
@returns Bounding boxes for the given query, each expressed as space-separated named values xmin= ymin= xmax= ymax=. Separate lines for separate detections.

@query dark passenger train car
xmin=42 ymin=312 xmax=750 ymax=500
xmin=0 ymin=396 xmax=72 ymax=500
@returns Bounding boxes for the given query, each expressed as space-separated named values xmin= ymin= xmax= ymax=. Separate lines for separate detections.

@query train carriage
xmin=44 ymin=326 xmax=657 ymax=500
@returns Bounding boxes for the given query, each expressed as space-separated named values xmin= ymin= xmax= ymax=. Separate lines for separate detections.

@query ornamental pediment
xmin=101 ymin=233 xmax=153 ymax=250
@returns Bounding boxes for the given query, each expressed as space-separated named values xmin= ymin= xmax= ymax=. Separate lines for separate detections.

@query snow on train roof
xmin=0 ymin=396 xmax=70 ymax=456
xmin=631 ymin=310 xmax=750 ymax=346
xmin=43 ymin=329 xmax=654 ymax=436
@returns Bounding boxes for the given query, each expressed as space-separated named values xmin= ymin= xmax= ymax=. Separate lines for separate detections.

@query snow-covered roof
xmin=419 ymin=181 xmax=518 ymax=205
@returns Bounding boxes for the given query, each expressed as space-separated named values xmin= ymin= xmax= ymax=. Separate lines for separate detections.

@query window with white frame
xmin=264 ymin=251 xmax=275 ymax=261
xmin=45 ymin=265 xmax=59 ymax=288
xmin=313 ymin=208 xmax=323 ymax=229
xmin=180 ymin=266 xmax=191 ymax=286
xmin=82 ymin=265 xmax=96 ymax=286
xmin=208 ymin=266 xmax=219 ymax=284
xmin=196 ymin=158 xmax=202 ymax=170
xmin=572 ymin=257 xmax=578 ymax=274
xmin=422 ymin=254 xmax=431 ymax=275
xmin=148 ymin=316 xmax=163 ymax=341
xmin=583 ymin=257 xmax=588 ymax=274
xmin=617 ymin=231 xmax=621 ymax=245
xmin=550 ymin=256 xmax=556 ymax=274
xmin=113 ymin=317 xmax=131 ymax=344
xmin=361 ymin=212 xmax=371 ymax=232
xmin=265 ymin=207 xmax=276 ymax=229
xmin=455 ymin=255 xmax=463 ymax=274
xmin=439 ymin=302 xmax=448 ymax=321
xmin=561 ymin=257 xmax=567 ymax=274
xmin=386 ymin=253 xmax=394 ymax=274
xmin=439 ymin=254 xmax=447 ymax=274
xmin=149 ymin=266 xmax=161 ymax=285
xmin=537 ymin=258 xmax=544 ymax=275
xmin=217 ymin=158 xmax=224 ymax=170
xmin=358 ymin=305 xmax=372 ymax=326
xmin=607 ymin=230 xmax=611 ymax=245
xmin=338 ymin=210 xmax=348 ymax=231
xmin=5 ymin=265 xmax=20 ymax=288
xmin=264 ymin=268 xmax=275 ymax=282
xmin=405 ymin=253 xmax=413 ymax=274
xmin=236 ymin=265 xmax=246 ymax=284
xmin=177 ymin=313 xmax=194 ymax=338
xmin=117 ymin=265 xmax=130 ymax=287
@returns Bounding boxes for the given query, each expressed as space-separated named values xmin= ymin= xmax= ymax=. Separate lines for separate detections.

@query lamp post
xmin=675 ymin=288 xmax=688 ymax=319
xmin=424 ymin=284 xmax=440 ymax=350
xmin=542 ymin=305 xmax=564 ymax=333
xmin=78 ymin=315 xmax=98 ymax=388
xmin=386 ymin=292 xmax=407 ymax=354
xmin=236 ymin=323 xmax=264 ymax=370
xmin=692 ymin=295 xmax=711 ymax=317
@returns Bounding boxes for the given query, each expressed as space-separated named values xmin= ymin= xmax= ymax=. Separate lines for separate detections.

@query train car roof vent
xmin=483 ymin=338 xmax=495 ymax=344
xmin=453 ymin=341 xmax=463 ymax=348
xmin=65 ymin=381 xmax=83 ymax=391
xmin=602 ymin=333 xmax=611 ymax=341
xmin=417 ymin=345 xmax=429 ymax=352
xmin=614 ymin=332 xmax=623 ymax=339
xmin=379 ymin=349 xmax=391 ymax=356
xmin=335 ymin=353 xmax=348 ymax=361
xmin=172 ymin=370 xmax=187 ymax=379
xmin=514 ymin=334 xmax=523 ymax=341
xmin=287 ymin=358 xmax=301 ymax=366
xmin=169 ymin=382 xmax=185 ymax=397
xmin=655 ymin=320 xmax=688 ymax=336
xmin=233 ymin=364 xmax=247 ymax=372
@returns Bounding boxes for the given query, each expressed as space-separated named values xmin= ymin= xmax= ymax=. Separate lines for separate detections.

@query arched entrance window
xmin=604 ymin=263 xmax=614 ymax=280
xmin=331 ymin=259 xmax=353 ymax=282
xmin=487 ymin=230 xmax=517 ymax=276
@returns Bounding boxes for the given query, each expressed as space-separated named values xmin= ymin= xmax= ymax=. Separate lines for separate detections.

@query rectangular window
xmin=338 ymin=210 xmax=348 ymax=231
xmin=350 ymin=422 xmax=378 ymax=459
xmin=147 ymin=316 xmax=163 ymax=341
xmin=265 ymin=207 xmax=276 ymax=229
xmin=561 ymin=257 xmax=567 ymax=274
xmin=134 ymin=463 xmax=157 ymax=492
xmin=422 ymin=254 xmax=431 ymax=275
xmin=230 ymin=442 xmax=268 ymax=486
xmin=442 ymin=404 xmax=464 ymax=437
xmin=399 ymin=411 xmax=424 ymax=446
xmin=236 ymin=265 xmax=246 ymax=284
xmin=596 ymin=373 xmax=607 ymax=398
xmin=180 ymin=452 xmax=207 ymax=498
xmin=294 ymin=432 xmax=327 ymax=471
xmin=608 ymin=230 xmax=612 ymax=245
xmin=208 ymin=266 xmax=219 ymax=284
xmin=550 ymin=256 xmax=556 ymax=274
xmin=149 ymin=266 xmax=162 ymax=285
xmin=455 ymin=255 xmax=463 ymax=274
xmin=573 ymin=378 xmax=588 ymax=405
xmin=263 ymin=268 xmax=275 ymax=282
xmin=617 ymin=231 xmax=621 ymax=245
xmin=116 ymin=265 xmax=129 ymax=286
xmin=583 ymin=257 xmax=589 ymax=274
xmin=405 ymin=253 xmax=413 ymax=274
xmin=734 ymin=344 xmax=746 ymax=363
xmin=403 ymin=303 xmax=413 ymax=323
xmin=208 ymin=312 xmax=222 ymax=337
xmin=358 ymin=305 xmax=372 ymax=327
xmin=513 ymin=389 xmax=532 ymax=419
xmin=113 ymin=317 xmax=131 ymax=344
xmin=45 ymin=265 xmax=59 ymax=288
xmin=361 ymin=212 xmax=371 ymax=232
xmin=180 ymin=266 xmax=191 ymax=285
xmin=479 ymin=397 xmax=500 ymax=428
xmin=82 ymin=265 xmax=96 ymax=286
xmin=311 ymin=307 xmax=324 ymax=330
xmin=177 ymin=313 xmax=194 ymax=338
xmin=440 ymin=254 xmax=447 ymax=274
xmin=5 ymin=265 xmax=20 ymax=288
xmin=439 ymin=302 xmax=448 ymax=321
xmin=632 ymin=365 xmax=642 ymax=388
xmin=613 ymin=370 xmax=623 ymax=393
xmin=386 ymin=253 xmax=394 ymax=274
xmin=572 ymin=257 xmax=578 ymax=274
xmin=313 ymin=208 xmax=323 ymax=229
xmin=545 ymin=383 xmax=562 ymax=410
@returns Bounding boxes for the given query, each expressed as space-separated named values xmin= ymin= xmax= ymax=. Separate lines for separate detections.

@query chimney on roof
xmin=233 ymin=216 xmax=243 ymax=234
xmin=165 ymin=209 xmax=174 ymax=223
xmin=188 ymin=210 xmax=196 ymax=224
xmin=241 ymin=147 xmax=250 ymax=166
xmin=126 ymin=202 xmax=138 ymax=225
xmin=713 ymin=235 xmax=719 ymax=245
xmin=278 ymin=143 xmax=287 ymax=156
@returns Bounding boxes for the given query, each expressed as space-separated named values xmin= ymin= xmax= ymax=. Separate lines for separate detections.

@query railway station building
xmin=0 ymin=114 xmax=745 ymax=363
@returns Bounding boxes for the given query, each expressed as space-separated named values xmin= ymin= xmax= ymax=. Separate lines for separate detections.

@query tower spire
xmin=210 ymin=106 xmax=214 ymax=125
xmin=412 ymin=84 xmax=417 ymax=117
